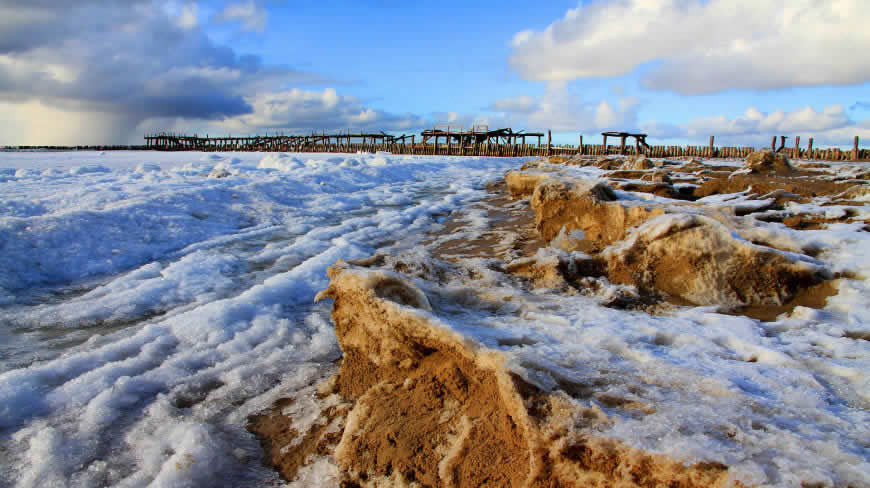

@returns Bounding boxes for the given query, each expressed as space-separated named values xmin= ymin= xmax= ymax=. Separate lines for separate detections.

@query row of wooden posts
xmin=144 ymin=132 xmax=869 ymax=161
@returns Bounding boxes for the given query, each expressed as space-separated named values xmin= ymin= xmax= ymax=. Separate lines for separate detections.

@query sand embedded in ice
xmin=2 ymin=151 xmax=869 ymax=487
xmin=296 ymin=248 xmax=869 ymax=487
xmin=267 ymin=156 xmax=870 ymax=487
xmin=0 ymin=151 xmax=526 ymax=487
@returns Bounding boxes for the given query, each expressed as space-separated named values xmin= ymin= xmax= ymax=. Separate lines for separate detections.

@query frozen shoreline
xmin=1 ymin=151 xmax=869 ymax=487
xmin=0 ymin=151 xmax=524 ymax=487
xmin=257 ymin=153 xmax=870 ymax=487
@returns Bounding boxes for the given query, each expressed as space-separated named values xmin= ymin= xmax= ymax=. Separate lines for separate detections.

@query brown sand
xmin=528 ymin=179 xmax=665 ymax=248
xmin=724 ymin=279 xmax=841 ymax=322
xmin=314 ymin=264 xmax=734 ymax=488
xmin=744 ymin=149 xmax=794 ymax=175
xmin=247 ymin=155 xmax=867 ymax=486
xmin=694 ymin=174 xmax=854 ymax=201
xmin=603 ymin=215 xmax=829 ymax=307
xmin=426 ymin=180 xmax=546 ymax=262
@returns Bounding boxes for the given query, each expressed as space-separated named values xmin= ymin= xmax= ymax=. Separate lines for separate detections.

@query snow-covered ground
xmin=1 ymin=151 xmax=868 ymax=488
xmin=0 ymin=151 xmax=524 ymax=487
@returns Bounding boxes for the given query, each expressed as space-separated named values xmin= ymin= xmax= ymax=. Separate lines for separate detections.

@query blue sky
xmin=1 ymin=0 xmax=868 ymax=146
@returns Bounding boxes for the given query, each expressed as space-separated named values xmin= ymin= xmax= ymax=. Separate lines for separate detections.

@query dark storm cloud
xmin=0 ymin=0 xmax=326 ymax=122
xmin=0 ymin=1 xmax=147 ymax=52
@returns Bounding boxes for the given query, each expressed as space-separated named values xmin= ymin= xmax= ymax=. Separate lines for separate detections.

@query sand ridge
xmin=248 ymin=152 xmax=869 ymax=487
xmin=269 ymin=263 xmax=735 ymax=488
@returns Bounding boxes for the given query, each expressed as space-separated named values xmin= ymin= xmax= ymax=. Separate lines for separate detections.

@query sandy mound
xmin=621 ymin=156 xmax=654 ymax=170
xmin=298 ymin=263 xmax=734 ymax=488
xmin=608 ymin=180 xmax=678 ymax=199
xmin=505 ymin=170 xmax=553 ymax=198
xmin=837 ymin=184 xmax=870 ymax=202
xmin=680 ymin=159 xmax=706 ymax=171
xmin=249 ymin=158 xmax=864 ymax=487
xmin=643 ymin=169 xmax=672 ymax=183
xmin=604 ymin=214 xmax=829 ymax=307
xmin=594 ymin=157 xmax=623 ymax=170
xmin=693 ymin=173 xmax=853 ymax=201
xmin=744 ymin=150 xmax=793 ymax=174
xmin=504 ymin=247 xmax=596 ymax=289
xmin=530 ymin=179 xmax=665 ymax=249
xmin=505 ymin=169 xmax=841 ymax=311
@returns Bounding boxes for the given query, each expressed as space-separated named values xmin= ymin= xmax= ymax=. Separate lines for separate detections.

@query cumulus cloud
xmin=683 ymin=105 xmax=851 ymax=137
xmin=485 ymin=84 xmax=641 ymax=133
xmin=638 ymin=105 xmax=868 ymax=146
xmin=0 ymin=0 xmax=333 ymax=144
xmin=638 ymin=120 xmax=683 ymax=140
xmin=219 ymin=88 xmax=427 ymax=133
xmin=486 ymin=95 xmax=538 ymax=114
xmin=175 ymin=2 xmax=199 ymax=29
xmin=509 ymin=0 xmax=870 ymax=94
xmin=480 ymin=96 xmax=866 ymax=147
xmin=217 ymin=0 xmax=267 ymax=33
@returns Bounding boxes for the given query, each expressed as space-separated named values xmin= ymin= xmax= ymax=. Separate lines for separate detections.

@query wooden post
xmin=547 ymin=130 xmax=552 ymax=157
xmin=854 ymin=136 xmax=860 ymax=161
xmin=771 ymin=136 xmax=777 ymax=151
xmin=708 ymin=136 xmax=715 ymax=157
xmin=808 ymin=137 xmax=813 ymax=158
xmin=578 ymin=135 xmax=583 ymax=155
xmin=602 ymin=134 xmax=608 ymax=154
xmin=619 ymin=135 xmax=626 ymax=155
xmin=794 ymin=136 xmax=800 ymax=159
xmin=446 ymin=128 xmax=451 ymax=156
xmin=778 ymin=136 xmax=786 ymax=152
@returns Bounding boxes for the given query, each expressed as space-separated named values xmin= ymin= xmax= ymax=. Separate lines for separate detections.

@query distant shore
xmin=1 ymin=146 xmax=148 ymax=152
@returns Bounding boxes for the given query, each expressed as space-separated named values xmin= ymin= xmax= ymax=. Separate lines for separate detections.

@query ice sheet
xmin=0 ymin=151 xmax=525 ymax=487
xmin=1 ymin=152 xmax=868 ymax=487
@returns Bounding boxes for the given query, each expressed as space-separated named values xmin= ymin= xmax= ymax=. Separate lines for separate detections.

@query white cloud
xmin=177 ymin=3 xmax=198 ymax=30
xmin=486 ymin=95 xmax=538 ymax=114
xmin=218 ymin=88 xmax=427 ymax=133
xmin=638 ymin=105 xmax=867 ymax=147
xmin=595 ymin=97 xmax=640 ymax=129
xmin=639 ymin=120 xmax=683 ymax=139
xmin=485 ymin=84 xmax=640 ymax=133
xmin=218 ymin=0 xmax=267 ymax=33
xmin=0 ymin=54 xmax=79 ymax=84
xmin=0 ymin=0 xmax=335 ymax=144
xmin=509 ymin=0 xmax=870 ymax=94
xmin=684 ymin=105 xmax=851 ymax=137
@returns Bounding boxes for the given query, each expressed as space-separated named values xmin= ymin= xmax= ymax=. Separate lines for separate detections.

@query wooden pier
xmin=144 ymin=131 xmax=870 ymax=162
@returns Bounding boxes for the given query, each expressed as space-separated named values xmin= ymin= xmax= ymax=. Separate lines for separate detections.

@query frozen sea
xmin=0 ymin=151 xmax=524 ymax=487
xmin=1 ymin=150 xmax=869 ymax=488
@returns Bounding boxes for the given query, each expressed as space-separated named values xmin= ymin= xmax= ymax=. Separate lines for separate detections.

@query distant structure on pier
xmin=143 ymin=127 xmax=868 ymax=161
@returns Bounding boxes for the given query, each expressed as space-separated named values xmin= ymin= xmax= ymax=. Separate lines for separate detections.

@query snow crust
xmin=1 ymin=151 xmax=868 ymax=487
xmin=375 ymin=224 xmax=869 ymax=486
xmin=347 ymin=250 xmax=870 ymax=487
xmin=0 ymin=151 xmax=523 ymax=487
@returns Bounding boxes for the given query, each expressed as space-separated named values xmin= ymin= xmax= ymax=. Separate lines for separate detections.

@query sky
xmin=1 ymin=0 xmax=869 ymax=147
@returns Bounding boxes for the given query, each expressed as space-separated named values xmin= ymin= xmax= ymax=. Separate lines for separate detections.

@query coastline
xmin=249 ymin=152 xmax=870 ymax=487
